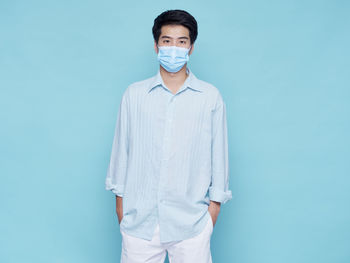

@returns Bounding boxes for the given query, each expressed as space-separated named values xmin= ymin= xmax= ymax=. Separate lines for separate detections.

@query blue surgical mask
xmin=157 ymin=45 xmax=191 ymax=73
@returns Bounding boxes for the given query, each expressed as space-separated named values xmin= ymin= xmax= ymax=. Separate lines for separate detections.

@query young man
xmin=105 ymin=9 xmax=232 ymax=263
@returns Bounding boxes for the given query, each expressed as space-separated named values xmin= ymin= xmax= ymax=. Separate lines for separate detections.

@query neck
xmin=159 ymin=65 xmax=189 ymax=90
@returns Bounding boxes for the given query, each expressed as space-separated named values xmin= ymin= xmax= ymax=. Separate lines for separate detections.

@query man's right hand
xmin=116 ymin=195 xmax=123 ymax=224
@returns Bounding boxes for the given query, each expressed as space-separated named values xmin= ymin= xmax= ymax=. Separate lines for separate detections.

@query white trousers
xmin=120 ymin=215 xmax=213 ymax=263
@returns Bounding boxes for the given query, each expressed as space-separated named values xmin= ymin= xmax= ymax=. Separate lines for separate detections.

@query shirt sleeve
xmin=105 ymin=89 xmax=129 ymax=197
xmin=208 ymin=92 xmax=232 ymax=204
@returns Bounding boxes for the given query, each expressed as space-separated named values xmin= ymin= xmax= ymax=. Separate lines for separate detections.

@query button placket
xmin=157 ymin=92 xmax=177 ymax=239
xmin=158 ymin=94 xmax=176 ymax=202
xmin=161 ymin=95 xmax=175 ymax=162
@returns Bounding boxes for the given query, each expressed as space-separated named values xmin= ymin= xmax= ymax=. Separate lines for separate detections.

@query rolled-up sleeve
xmin=209 ymin=92 xmax=232 ymax=204
xmin=105 ymin=89 xmax=129 ymax=197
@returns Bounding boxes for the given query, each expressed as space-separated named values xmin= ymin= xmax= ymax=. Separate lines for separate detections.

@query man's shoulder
xmin=125 ymin=75 xmax=156 ymax=93
xmin=193 ymin=74 xmax=222 ymax=98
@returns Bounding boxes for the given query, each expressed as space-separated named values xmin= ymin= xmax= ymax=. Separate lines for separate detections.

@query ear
xmin=154 ymin=40 xmax=159 ymax=54
xmin=189 ymin=43 xmax=195 ymax=55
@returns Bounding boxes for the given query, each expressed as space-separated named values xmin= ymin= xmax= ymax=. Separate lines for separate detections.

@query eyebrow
xmin=161 ymin=36 xmax=189 ymax=40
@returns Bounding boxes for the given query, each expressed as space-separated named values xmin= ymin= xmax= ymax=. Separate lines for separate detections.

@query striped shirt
xmin=105 ymin=67 xmax=232 ymax=242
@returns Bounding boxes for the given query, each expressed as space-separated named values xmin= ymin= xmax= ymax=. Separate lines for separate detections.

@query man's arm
xmin=208 ymin=92 xmax=232 ymax=226
xmin=116 ymin=195 xmax=123 ymax=224
xmin=105 ymin=88 xmax=130 ymax=200
xmin=208 ymin=200 xmax=221 ymax=227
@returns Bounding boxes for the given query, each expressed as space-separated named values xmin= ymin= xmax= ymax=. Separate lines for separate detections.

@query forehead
xmin=160 ymin=24 xmax=190 ymax=37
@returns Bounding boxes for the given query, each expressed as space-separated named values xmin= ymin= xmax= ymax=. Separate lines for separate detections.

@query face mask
xmin=157 ymin=45 xmax=191 ymax=73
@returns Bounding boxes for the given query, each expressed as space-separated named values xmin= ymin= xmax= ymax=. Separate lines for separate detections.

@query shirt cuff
xmin=105 ymin=183 xmax=124 ymax=197
xmin=209 ymin=186 xmax=232 ymax=204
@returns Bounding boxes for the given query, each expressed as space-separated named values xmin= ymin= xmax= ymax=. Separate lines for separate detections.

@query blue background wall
xmin=1 ymin=0 xmax=349 ymax=262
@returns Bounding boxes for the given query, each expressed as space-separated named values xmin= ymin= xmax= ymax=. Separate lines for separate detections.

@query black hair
xmin=152 ymin=9 xmax=198 ymax=45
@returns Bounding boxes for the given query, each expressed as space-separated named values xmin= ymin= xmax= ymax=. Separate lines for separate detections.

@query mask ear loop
xmin=156 ymin=44 xmax=166 ymax=54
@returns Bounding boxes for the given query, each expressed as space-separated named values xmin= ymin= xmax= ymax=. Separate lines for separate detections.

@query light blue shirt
xmin=105 ymin=67 xmax=232 ymax=243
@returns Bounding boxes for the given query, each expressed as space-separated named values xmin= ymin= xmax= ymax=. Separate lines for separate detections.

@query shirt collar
xmin=148 ymin=67 xmax=203 ymax=93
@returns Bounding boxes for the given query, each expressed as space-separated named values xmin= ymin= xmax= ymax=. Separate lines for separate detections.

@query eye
xmin=163 ymin=40 xmax=170 ymax=43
